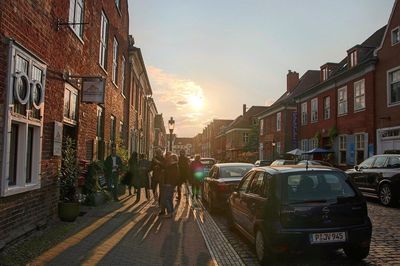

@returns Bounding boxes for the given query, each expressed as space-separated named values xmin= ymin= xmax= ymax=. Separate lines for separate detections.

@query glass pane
xmin=71 ymin=92 xmax=77 ymax=120
xmin=8 ymin=123 xmax=19 ymax=186
xmin=64 ymin=89 xmax=71 ymax=118
xmin=15 ymin=55 xmax=28 ymax=73
xmin=373 ymin=157 xmax=387 ymax=168
xmin=391 ymin=82 xmax=400 ymax=104
xmin=359 ymin=157 xmax=375 ymax=168
xmin=26 ymin=127 xmax=34 ymax=183
xmin=387 ymin=157 xmax=400 ymax=168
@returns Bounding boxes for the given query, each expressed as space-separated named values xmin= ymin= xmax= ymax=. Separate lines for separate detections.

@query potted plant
xmin=58 ymin=137 xmax=80 ymax=222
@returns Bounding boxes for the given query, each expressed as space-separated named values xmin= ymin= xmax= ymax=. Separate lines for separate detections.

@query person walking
xmin=190 ymin=154 xmax=204 ymax=199
xmin=177 ymin=149 xmax=190 ymax=200
xmin=150 ymin=148 xmax=165 ymax=202
xmin=104 ymin=145 xmax=123 ymax=201
xmin=136 ymin=154 xmax=151 ymax=201
xmin=127 ymin=152 xmax=139 ymax=196
xmin=162 ymin=153 xmax=179 ymax=218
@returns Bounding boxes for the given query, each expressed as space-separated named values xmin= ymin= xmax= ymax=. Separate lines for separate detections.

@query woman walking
xmin=190 ymin=154 xmax=204 ymax=199
xmin=128 ymin=152 xmax=139 ymax=196
xmin=162 ymin=153 xmax=179 ymax=218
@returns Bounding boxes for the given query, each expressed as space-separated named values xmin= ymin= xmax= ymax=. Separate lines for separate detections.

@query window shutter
xmin=346 ymin=135 xmax=355 ymax=165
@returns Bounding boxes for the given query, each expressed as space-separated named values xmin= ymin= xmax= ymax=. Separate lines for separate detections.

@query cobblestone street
xmin=209 ymin=198 xmax=400 ymax=266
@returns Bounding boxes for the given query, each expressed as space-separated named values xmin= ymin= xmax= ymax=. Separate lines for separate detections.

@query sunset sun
xmin=188 ymin=94 xmax=204 ymax=110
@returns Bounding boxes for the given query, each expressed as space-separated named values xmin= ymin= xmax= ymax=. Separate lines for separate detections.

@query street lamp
xmin=168 ymin=117 xmax=175 ymax=152
xmin=272 ymin=140 xmax=276 ymax=161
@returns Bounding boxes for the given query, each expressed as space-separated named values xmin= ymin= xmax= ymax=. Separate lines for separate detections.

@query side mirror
xmin=354 ymin=165 xmax=359 ymax=171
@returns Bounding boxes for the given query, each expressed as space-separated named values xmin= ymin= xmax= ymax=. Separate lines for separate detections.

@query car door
xmin=203 ymin=166 xmax=217 ymax=202
xmin=351 ymin=157 xmax=375 ymax=190
xmin=230 ymin=170 xmax=255 ymax=230
xmin=367 ymin=156 xmax=388 ymax=190
xmin=241 ymin=171 xmax=268 ymax=236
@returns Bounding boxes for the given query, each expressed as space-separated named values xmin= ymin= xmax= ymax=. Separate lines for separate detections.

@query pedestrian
xmin=136 ymin=154 xmax=151 ymax=201
xmin=190 ymin=154 xmax=204 ymax=199
xmin=162 ymin=152 xmax=179 ymax=218
xmin=177 ymin=149 xmax=190 ymax=200
xmin=127 ymin=151 xmax=139 ymax=196
xmin=150 ymin=148 xmax=165 ymax=202
xmin=104 ymin=145 xmax=123 ymax=201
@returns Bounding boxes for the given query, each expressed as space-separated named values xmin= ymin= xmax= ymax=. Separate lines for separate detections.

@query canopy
xmin=286 ymin=148 xmax=305 ymax=156
xmin=304 ymin=147 xmax=332 ymax=154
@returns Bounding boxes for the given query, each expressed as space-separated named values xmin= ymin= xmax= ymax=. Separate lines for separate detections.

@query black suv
xmin=346 ymin=154 xmax=400 ymax=206
xmin=228 ymin=165 xmax=372 ymax=264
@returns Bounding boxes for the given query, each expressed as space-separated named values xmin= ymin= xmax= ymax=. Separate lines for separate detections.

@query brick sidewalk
xmin=30 ymin=192 xmax=216 ymax=266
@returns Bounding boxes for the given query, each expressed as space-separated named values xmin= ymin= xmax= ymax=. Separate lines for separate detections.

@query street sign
xmin=81 ymin=77 xmax=105 ymax=103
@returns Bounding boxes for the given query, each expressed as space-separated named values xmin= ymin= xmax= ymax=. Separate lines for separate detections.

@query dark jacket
xmin=190 ymin=160 xmax=204 ymax=184
xmin=104 ymin=155 xmax=123 ymax=181
xmin=150 ymin=156 xmax=165 ymax=183
xmin=137 ymin=159 xmax=151 ymax=188
xmin=128 ymin=156 xmax=139 ymax=187
xmin=178 ymin=156 xmax=190 ymax=182
xmin=164 ymin=162 xmax=179 ymax=186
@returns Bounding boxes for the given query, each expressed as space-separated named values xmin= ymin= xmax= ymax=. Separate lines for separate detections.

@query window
xmin=388 ymin=68 xmax=400 ymax=105
xmin=115 ymin=0 xmax=121 ymax=10
xmin=350 ymin=50 xmax=357 ymax=67
xmin=373 ymin=157 xmax=387 ymax=168
xmin=238 ymin=171 xmax=254 ymax=192
xmin=96 ymin=106 xmax=105 ymax=160
xmin=248 ymin=172 xmax=267 ymax=197
xmin=110 ymin=115 xmax=116 ymax=143
xmin=322 ymin=67 xmax=328 ymax=81
xmin=387 ymin=157 xmax=400 ymax=168
xmin=63 ymin=84 xmax=78 ymax=124
xmin=276 ymin=112 xmax=281 ymax=131
xmin=301 ymin=139 xmax=308 ymax=151
xmin=2 ymin=44 xmax=46 ymax=196
xmin=121 ymin=56 xmax=126 ymax=96
xmin=119 ymin=121 xmax=124 ymax=140
xmin=112 ymin=37 xmax=119 ymax=85
xmin=355 ymin=134 xmax=366 ymax=165
xmin=301 ymin=102 xmax=307 ymax=125
xmin=392 ymin=27 xmax=400 ymax=46
xmin=99 ymin=11 xmax=108 ymax=69
xmin=259 ymin=119 xmax=264 ymax=135
xmin=338 ymin=87 xmax=348 ymax=115
xmin=276 ymin=142 xmax=281 ymax=154
xmin=339 ymin=135 xmax=347 ymax=165
xmin=311 ymin=98 xmax=318 ymax=122
xmin=243 ymin=132 xmax=249 ymax=143
xmin=309 ymin=138 xmax=318 ymax=149
xmin=68 ymin=0 xmax=84 ymax=39
xmin=359 ymin=157 xmax=374 ymax=169
xmin=323 ymin=96 xmax=330 ymax=120
xmin=354 ymin=79 xmax=365 ymax=111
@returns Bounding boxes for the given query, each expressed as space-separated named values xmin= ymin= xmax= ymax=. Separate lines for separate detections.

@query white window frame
xmin=115 ymin=0 xmax=121 ymax=10
xmin=243 ymin=132 xmax=249 ymax=143
xmin=68 ymin=0 xmax=84 ymax=40
xmin=338 ymin=86 xmax=348 ymax=116
xmin=323 ymin=96 xmax=330 ymax=120
xmin=119 ymin=121 xmax=124 ymax=141
xmin=259 ymin=119 xmax=264 ymax=136
xmin=121 ymin=55 xmax=125 ymax=96
xmin=354 ymin=79 xmax=365 ymax=111
xmin=311 ymin=98 xmax=318 ymax=123
xmin=276 ymin=142 xmax=281 ymax=154
xmin=387 ymin=66 xmax=400 ymax=107
xmin=350 ymin=50 xmax=357 ymax=68
xmin=339 ymin=135 xmax=347 ymax=165
xmin=1 ymin=44 xmax=46 ymax=197
xmin=63 ymin=84 xmax=79 ymax=125
xmin=112 ymin=37 xmax=119 ymax=85
xmin=301 ymin=139 xmax=308 ymax=151
xmin=392 ymin=26 xmax=400 ymax=46
xmin=99 ymin=11 xmax=108 ymax=70
xmin=322 ymin=67 xmax=328 ymax=81
xmin=276 ymin=112 xmax=281 ymax=132
xmin=301 ymin=102 xmax=307 ymax=125
xmin=355 ymin=133 xmax=366 ymax=164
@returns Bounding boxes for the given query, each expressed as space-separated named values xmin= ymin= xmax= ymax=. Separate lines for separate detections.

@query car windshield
xmin=219 ymin=165 xmax=253 ymax=178
xmin=283 ymin=171 xmax=356 ymax=204
xmin=201 ymin=159 xmax=215 ymax=167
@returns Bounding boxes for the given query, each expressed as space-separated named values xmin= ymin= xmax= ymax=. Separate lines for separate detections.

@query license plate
xmin=310 ymin=232 xmax=346 ymax=244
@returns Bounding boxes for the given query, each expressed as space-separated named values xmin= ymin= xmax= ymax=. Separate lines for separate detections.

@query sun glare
xmin=188 ymin=95 xmax=204 ymax=110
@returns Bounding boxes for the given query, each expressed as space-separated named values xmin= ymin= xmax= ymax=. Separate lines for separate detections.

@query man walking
xmin=150 ymin=148 xmax=165 ymax=202
xmin=177 ymin=149 xmax=190 ymax=200
xmin=104 ymin=145 xmax=123 ymax=201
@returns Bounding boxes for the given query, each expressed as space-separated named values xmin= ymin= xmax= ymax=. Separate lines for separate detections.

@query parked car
xmin=346 ymin=154 xmax=400 ymax=206
xmin=202 ymin=163 xmax=254 ymax=211
xmin=254 ymin=160 xmax=272 ymax=167
xmin=270 ymin=159 xmax=296 ymax=166
xmin=200 ymin=157 xmax=216 ymax=176
xmin=228 ymin=165 xmax=372 ymax=263
xmin=297 ymin=160 xmax=333 ymax=167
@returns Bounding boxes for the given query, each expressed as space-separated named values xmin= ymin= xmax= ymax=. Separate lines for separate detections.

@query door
xmin=367 ymin=156 xmax=388 ymax=190
xmin=230 ymin=170 xmax=255 ymax=229
xmin=203 ymin=166 xmax=217 ymax=202
xmin=352 ymin=157 xmax=375 ymax=190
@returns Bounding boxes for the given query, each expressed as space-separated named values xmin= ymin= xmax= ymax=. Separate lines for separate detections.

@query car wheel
xmin=255 ymin=229 xmax=270 ymax=264
xmin=379 ymin=183 xmax=394 ymax=206
xmin=344 ymin=245 xmax=370 ymax=261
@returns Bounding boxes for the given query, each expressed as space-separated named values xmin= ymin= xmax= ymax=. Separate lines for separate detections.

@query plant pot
xmin=58 ymin=202 xmax=80 ymax=222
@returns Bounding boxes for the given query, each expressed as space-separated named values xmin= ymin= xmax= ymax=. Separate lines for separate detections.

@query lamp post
xmin=168 ymin=117 xmax=175 ymax=152
xmin=272 ymin=140 xmax=276 ymax=161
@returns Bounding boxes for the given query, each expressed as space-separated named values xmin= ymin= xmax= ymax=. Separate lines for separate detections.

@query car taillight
xmin=217 ymin=183 xmax=228 ymax=192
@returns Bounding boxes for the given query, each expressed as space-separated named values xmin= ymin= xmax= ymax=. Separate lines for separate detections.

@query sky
xmin=129 ymin=0 xmax=395 ymax=137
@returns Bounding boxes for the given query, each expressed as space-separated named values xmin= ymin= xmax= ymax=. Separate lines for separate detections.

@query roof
xmin=215 ymin=163 xmax=254 ymax=167
xmin=255 ymin=165 xmax=342 ymax=174
xmin=226 ymin=106 xmax=269 ymax=130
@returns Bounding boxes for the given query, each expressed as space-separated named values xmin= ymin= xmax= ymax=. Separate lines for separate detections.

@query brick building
xmin=295 ymin=27 xmax=386 ymax=166
xmin=258 ymin=70 xmax=320 ymax=161
xmin=172 ymin=137 xmax=193 ymax=156
xmin=374 ymin=0 xmax=400 ymax=154
xmin=154 ymin=114 xmax=166 ymax=151
xmin=0 ymin=0 xmax=131 ymax=248
xmin=200 ymin=119 xmax=232 ymax=159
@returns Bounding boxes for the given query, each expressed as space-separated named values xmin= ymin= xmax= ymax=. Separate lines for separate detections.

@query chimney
xmin=287 ymin=70 xmax=300 ymax=93
xmin=243 ymin=104 xmax=247 ymax=116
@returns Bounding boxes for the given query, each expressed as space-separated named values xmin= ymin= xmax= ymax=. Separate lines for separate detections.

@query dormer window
xmin=350 ymin=50 xmax=357 ymax=68
xmin=322 ymin=67 xmax=329 ymax=81
xmin=392 ymin=27 xmax=400 ymax=46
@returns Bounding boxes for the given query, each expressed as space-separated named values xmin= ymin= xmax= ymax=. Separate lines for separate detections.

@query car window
xmin=373 ymin=157 xmax=387 ymax=168
xmin=219 ymin=165 xmax=253 ymax=178
xmin=285 ymin=172 xmax=355 ymax=203
xmin=359 ymin=157 xmax=375 ymax=169
xmin=248 ymin=172 xmax=266 ymax=197
xmin=387 ymin=157 xmax=400 ymax=168
xmin=238 ymin=171 xmax=254 ymax=192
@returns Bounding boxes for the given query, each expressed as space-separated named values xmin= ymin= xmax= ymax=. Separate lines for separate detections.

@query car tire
xmin=379 ymin=183 xmax=394 ymax=206
xmin=255 ymin=229 xmax=271 ymax=265
xmin=344 ymin=245 xmax=370 ymax=261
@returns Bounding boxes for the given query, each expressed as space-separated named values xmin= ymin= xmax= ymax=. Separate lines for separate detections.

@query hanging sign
xmin=81 ymin=77 xmax=105 ymax=103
